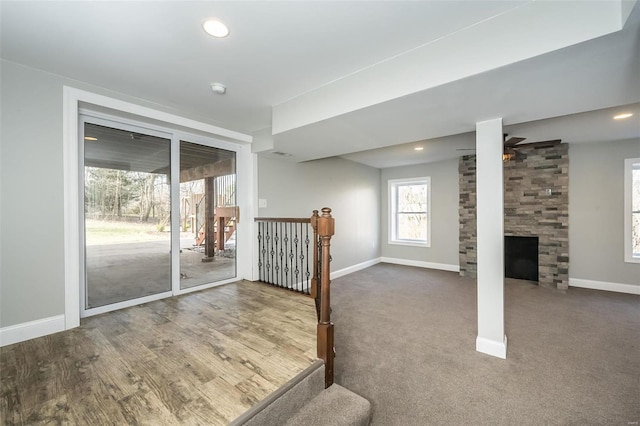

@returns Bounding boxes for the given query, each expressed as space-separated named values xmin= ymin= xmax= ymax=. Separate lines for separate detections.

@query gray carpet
xmin=331 ymin=263 xmax=640 ymax=425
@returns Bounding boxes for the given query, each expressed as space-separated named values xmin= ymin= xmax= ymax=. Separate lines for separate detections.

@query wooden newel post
xmin=310 ymin=210 xmax=320 ymax=300
xmin=316 ymin=207 xmax=335 ymax=388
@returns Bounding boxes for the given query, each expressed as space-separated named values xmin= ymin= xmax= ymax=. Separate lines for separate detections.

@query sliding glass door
xmin=83 ymin=122 xmax=172 ymax=309
xmin=179 ymin=141 xmax=236 ymax=289
xmin=80 ymin=116 xmax=239 ymax=316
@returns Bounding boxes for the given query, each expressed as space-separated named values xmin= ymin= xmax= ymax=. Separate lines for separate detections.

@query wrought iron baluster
xmin=285 ymin=222 xmax=291 ymax=290
xmin=291 ymin=223 xmax=295 ymax=291
xmin=263 ymin=222 xmax=268 ymax=284
xmin=254 ymin=216 xmax=323 ymax=296
xmin=284 ymin=222 xmax=288 ymax=288
xmin=281 ymin=223 xmax=284 ymax=288
xmin=272 ymin=221 xmax=277 ymax=286
xmin=278 ymin=222 xmax=284 ymax=288
xmin=274 ymin=222 xmax=278 ymax=287
xmin=262 ymin=222 xmax=267 ymax=282
xmin=268 ymin=221 xmax=271 ymax=285
xmin=292 ymin=223 xmax=303 ymax=292
xmin=305 ymin=224 xmax=310 ymax=294
xmin=257 ymin=223 xmax=263 ymax=282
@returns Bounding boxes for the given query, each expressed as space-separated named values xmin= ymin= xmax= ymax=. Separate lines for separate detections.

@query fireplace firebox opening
xmin=505 ymin=236 xmax=539 ymax=282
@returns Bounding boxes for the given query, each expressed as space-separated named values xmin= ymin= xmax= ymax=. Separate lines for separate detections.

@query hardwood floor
xmin=0 ymin=281 xmax=317 ymax=425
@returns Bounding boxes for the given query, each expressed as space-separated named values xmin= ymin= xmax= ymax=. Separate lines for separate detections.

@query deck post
xmin=204 ymin=176 xmax=216 ymax=259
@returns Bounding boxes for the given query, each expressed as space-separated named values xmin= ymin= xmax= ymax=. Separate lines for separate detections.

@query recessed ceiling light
xmin=414 ymin=147 xmax=424 ymax=151
xmin=203 ymin=19 xmax=229 ymax=38
xmin=84 ymin=136 xmax=98 ymax=141
xmin=210 ymin=82 xmax=226 ymax=95
xmin=613 ymin=113 xmax=633 ymax=120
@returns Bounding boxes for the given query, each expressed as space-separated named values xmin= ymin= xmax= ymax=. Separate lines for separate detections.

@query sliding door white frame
xmin=79 ymin=114 xmax=175 ymax=318
xmin=63 ymin=87 xmax=253 ymax=328
xmin=170 ymin=132 xmax=243 ymax=297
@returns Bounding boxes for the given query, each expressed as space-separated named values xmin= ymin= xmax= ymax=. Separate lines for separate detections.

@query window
xmin=624 ymin=158 xmax=640 ymax=263
xmin=389 ymin=177 xmax=430 ymax=246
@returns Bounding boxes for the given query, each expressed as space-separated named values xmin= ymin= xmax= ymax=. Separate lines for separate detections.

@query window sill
xmin=624 ymin=255 xmax=640 ymax=264
xmin=388 ymin=240 xmax=430 ymax=248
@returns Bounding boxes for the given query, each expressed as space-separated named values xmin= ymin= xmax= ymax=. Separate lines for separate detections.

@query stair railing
xmin=254 ymin=216 xmax=314 ymax=294
xmin=255 ymin=208 xmax=335 ymax=388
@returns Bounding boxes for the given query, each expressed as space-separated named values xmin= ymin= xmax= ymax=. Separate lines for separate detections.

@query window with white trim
xmin=624 ymin=158 xmax=640 ymax=263
xmin=389 ymin=177 xmax=430 ymax=246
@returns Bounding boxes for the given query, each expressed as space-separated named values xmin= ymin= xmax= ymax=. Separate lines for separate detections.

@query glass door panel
xmin=179 ymin=141 xmax=236 ymax=289
xmin=84 ymin=123 xmax=171 ymax=309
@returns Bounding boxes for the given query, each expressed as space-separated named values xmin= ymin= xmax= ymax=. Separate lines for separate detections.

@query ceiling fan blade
xmin=504 ymin=137 xmax=526 ymax=147
xmin=512 ymin=139 xmax=562 ymax=149
xmin=456 ymin=148 xmax=476 ymax=151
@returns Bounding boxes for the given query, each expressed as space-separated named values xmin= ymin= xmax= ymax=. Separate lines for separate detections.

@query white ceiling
xmin=2 ymin=1 xmax=639 ymax=169
xmin=342 ymin=103 xmax=640 ymax=169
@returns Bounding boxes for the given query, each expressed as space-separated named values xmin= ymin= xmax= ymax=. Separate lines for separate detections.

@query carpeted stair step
xmin=284 ymin=383 xmax=371 ymax=426
xmin=230 ymin=361 xmax=371 ymax=426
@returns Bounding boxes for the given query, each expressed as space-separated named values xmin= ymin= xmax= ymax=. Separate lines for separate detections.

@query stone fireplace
xmin=459 ymin=143 xmax=569 ymax=289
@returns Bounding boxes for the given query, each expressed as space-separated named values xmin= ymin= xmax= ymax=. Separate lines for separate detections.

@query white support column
xmin=475 ymin=118 xmax=507 ymax=359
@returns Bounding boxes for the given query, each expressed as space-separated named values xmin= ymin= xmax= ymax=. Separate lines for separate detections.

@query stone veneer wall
xmin=459 ymin=143 xmax=569 ymax=289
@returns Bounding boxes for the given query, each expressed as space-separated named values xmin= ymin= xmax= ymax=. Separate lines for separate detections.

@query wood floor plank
xmin=234 ymin=374 xmax=279 ymax=406
xmin=117 ymin=389 xmax=179 ymax=426
xmin=0 ymin=280 xmax=317 ymax=425
xmin=140 ymin=362 xmax=191 ymax=416
xmin=108 ymin=332 xmax=159 ymax=366
xmin=197 ymin=376 xmax=256 ymax=420
xmin=10 ymin=341 xmax=65 ymax=412
xmin=67 ymin=392 xmax=132 ymax=425
xmin=19 ymin=394 xmax=74 ymax=425
xmin=200 ymin=328 xmax=305 ymax=385
xmin=179 ymin=394 xmax=231 ymax=426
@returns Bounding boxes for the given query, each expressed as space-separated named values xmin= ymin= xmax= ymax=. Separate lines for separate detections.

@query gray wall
xmin=1 ymin=61 xmax=66 ymax=327
xmin=0 ymin=60 xmax=247 ymax=328
xmin=569 ymin=138 xmax=640 ymax=286
xmin=380 ymin=159 xmax=460 ymax=267
xmin=257 ymin=156 xmax=381 ymax=272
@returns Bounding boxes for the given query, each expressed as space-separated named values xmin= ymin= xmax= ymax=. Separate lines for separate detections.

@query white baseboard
xmin=381 ymin=257 xmax=460 ymax=273
xmin=476 ymin=335 xmax=508 ymax=359
xmin=569 ymin=278 xmax=640 ymax=295
xmin=331 ymin=258 xmax=381 ymax=280
xmin=0 ymin=315 xmax=65 ymax=347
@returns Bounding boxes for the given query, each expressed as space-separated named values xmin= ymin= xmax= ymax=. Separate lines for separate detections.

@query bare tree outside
xmin=396 ymin=183 xmax=428 ymax=241
xmin=84 ymin=167 xmax=170 ymax=245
